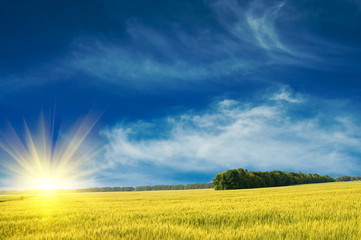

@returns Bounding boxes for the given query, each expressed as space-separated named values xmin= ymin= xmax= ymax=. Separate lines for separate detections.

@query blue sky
xmin=1 ymin=0 xmax=361 ymax=188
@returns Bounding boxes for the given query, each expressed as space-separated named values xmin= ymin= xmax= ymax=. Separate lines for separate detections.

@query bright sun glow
xmin=33 ymin=177 xmax=57 ymax=190
xmin=0 ymin=112 xmax=101 ymax=190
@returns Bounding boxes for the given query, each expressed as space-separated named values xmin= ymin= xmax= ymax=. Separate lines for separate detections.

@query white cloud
xmin=101 ymin=92 xmax=361 ymax=176
xmin=270 ymin=87 xmax=303 ymax=103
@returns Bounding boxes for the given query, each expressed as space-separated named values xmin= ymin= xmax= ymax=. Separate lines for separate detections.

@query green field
xmin=1 ymin=182 xmax=361 ymax=239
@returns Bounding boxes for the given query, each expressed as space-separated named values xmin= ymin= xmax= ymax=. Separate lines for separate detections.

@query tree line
xmin=213 ymin=168 xmax=336 ymax=190
xmin=51 ymin=183 xmax=214 ymax=193
xmin=335 ymin=176 xmax=361 ymax=182
xmin=2 ymin=173 xmax=360 ymax=195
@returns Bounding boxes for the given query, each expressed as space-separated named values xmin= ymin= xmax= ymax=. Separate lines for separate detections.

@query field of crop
xmin=1 ymin=182 xmax=361 ymax=239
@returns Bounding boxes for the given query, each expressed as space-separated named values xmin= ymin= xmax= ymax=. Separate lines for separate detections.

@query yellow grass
xmin=1 ymin=182 xmax=361 ymax=239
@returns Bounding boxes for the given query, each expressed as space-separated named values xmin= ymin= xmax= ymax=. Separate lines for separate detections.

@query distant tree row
xmin=213 ymin=168 xmax=335 ymax=190
xmin=72 ymin=187 xmax=136 ymax=193
xmin=54 ymin=183 xmax=214 ymax=193
xmin=335 ymin=176 xmax=361 ymax=182
xmin=135 ymin=183 xmax=213 ymax=191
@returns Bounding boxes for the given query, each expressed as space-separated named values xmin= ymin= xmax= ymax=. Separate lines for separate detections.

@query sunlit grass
xmin=1 ymin=181 xmax=361 ymax=239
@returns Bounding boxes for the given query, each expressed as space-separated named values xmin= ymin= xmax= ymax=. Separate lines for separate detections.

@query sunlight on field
xmin=1 ymin=182 xmax=361 ymax=239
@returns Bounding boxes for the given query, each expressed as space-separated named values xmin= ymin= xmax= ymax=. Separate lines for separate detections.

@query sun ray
xmin=0 ymin=112 xmax=102 ymax=190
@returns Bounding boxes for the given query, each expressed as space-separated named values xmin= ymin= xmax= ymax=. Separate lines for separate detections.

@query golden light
xmin=32 ymin=176 xmax=57 ymax=190
xmin=0 ymin=111 xmax=102 ymax=190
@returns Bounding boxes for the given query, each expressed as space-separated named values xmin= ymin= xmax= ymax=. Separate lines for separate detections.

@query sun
xmin=32 ymin=176 xmax=57 ymax=190
xmin=0 ymin=111 xmax=102 ymax=190
xmin=23 ymin=171 xmax=77 ymax=190
xmin=25 ymin=171 xmax=75 ymax=190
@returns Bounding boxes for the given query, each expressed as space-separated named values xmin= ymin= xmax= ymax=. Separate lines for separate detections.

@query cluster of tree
xmin=335 ymin=176 xmax=361 ymax=182
xmin=213 ymin=168 xmax=335 ymax=190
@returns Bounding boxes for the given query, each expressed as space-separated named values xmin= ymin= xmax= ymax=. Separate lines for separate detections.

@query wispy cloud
xmin=68 ymin=36 xmax=211 ymax=88
xmin=245 ymin=1 xmax=290 ymax=53
xmin=66 ymin=0 xmax=323 ymax=88
xmin=211 ymin=0 xmax=318 ymax=64
xmin=100 ymin=89 xmax=361 ymax=180
xmin=1 ymin=0 xmax=353 ymax=91
xmin=66 ymin=21 xmax=256 ymax=88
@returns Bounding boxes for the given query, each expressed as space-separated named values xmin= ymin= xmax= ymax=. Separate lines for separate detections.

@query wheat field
xmin=1 ymin=182 xmax=361 ymax=239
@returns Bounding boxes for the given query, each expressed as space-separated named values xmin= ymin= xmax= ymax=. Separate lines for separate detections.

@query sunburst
xmin=0 ymin=111 xmax=102 ymax=190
